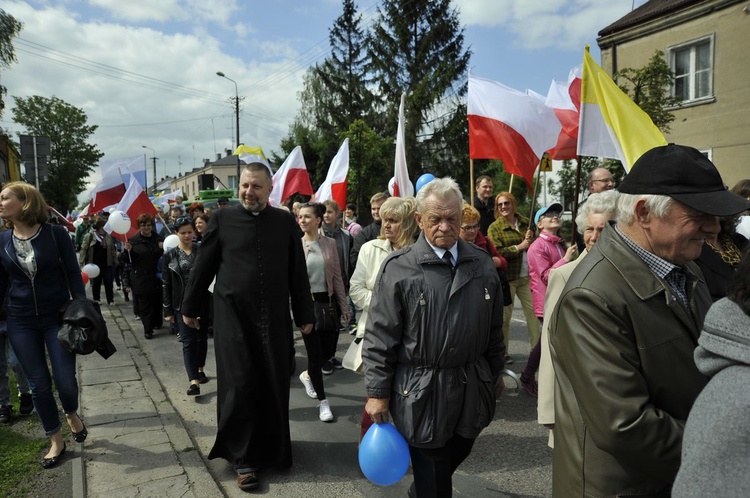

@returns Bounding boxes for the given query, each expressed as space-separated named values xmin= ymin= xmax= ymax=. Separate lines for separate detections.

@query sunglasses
xmin=175 ymin=216 xmax=194 ymax=226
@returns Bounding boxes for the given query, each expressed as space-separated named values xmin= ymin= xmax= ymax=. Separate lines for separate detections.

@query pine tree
xmin=315 ymin=0 xmax=372 ymax=132
xmin=368 ymin=0 xmax=470 ymax=177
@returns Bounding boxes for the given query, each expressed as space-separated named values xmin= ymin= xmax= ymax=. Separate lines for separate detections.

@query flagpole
xmin=509 ymin=174 xmax=515 ymax=192
xmin=157 ymin=213 xmax=172 ymax=234
xmin=469 ymin=159 xmax=475 ymax=208
xmin=570 ymin=156 xmax=583 ymax=246
xmin=528 ymin=164 xmax=543 ymax=228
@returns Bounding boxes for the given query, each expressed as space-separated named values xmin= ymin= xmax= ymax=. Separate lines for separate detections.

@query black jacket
xmin=162 ymin=243 xmax=198 ymax=317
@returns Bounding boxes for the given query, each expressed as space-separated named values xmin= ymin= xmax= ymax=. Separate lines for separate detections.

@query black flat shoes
xmin=42 ymin=443 xmax=66 ymax=469
xmin=72 ymin=423 xmax=88 ymax=443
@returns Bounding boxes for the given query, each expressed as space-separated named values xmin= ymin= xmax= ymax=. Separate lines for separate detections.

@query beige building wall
xmin=598 ymin=0 xmax=749 ymax=188
xmin=170 ymin=164 xmax=238 ymax=200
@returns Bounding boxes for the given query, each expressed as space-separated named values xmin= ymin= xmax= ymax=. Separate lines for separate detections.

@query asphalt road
xmin=124 ymin=298 xmax=552 ymax=497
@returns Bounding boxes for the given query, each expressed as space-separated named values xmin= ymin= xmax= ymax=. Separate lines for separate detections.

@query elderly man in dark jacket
xmin=363 ymin=177 xmax=505 ymax=498
xmin=549 ymin=145 xmax=750 ymax=497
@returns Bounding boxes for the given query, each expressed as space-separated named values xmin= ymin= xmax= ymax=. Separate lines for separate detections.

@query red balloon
xmin=81 ymin=273 xmax=89 ymax=285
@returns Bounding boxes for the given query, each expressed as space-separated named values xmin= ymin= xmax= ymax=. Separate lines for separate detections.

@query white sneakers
xmin=319 ymin=399 xmax=333 ymax=422
xmin=299 ymin=372 xmax=317 ymax=399
xmin=299 ymin=371 xmax=334 ymax=422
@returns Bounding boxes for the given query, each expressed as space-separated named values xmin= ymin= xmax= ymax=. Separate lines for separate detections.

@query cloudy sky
xmin=1 ymin=0 xmax=647 ymax=198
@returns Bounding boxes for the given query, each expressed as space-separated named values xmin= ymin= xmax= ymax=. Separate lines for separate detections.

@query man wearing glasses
xmin=586 ymin=168 xmax=615 ymax=194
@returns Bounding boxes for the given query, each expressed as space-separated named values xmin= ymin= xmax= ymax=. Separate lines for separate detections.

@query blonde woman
xmin=349 ymin=196 xmax=419 ymax=439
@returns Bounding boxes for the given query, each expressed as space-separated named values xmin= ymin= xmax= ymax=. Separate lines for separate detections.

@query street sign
xmin=540 ymin=154 xmax=553 ymax=172
xmin=19 ymin=135 xmax=51 ymax=161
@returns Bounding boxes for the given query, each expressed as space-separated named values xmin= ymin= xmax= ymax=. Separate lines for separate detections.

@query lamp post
xmin=216 ymin=71 xmax=241 ymax=196
xmin=141 ymin=145 xmax=157 ymax=194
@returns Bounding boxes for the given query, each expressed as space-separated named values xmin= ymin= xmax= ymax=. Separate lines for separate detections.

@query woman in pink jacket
xmin=297 ymin=203 xmax=348 ymax=423
xmin=520 ymin=203 xmax=576 ymax=397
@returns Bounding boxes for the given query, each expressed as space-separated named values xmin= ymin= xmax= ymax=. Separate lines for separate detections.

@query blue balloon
xmin=358 ymin=422 xmax=410 ymax=486
xmin=415 ymin=173 xmax=436 ymax=193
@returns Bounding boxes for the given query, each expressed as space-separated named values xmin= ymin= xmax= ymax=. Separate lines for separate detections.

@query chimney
xmin=226 ymin=149 xmax=232 ymax=157
xmin=216 ymin=153 xmax=221 ymax=161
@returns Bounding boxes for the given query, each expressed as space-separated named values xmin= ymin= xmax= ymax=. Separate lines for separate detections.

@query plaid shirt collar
xmin=614 ymin=224 xmax=689 ymax=308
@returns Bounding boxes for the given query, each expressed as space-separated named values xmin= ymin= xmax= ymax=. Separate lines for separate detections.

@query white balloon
xmin=108 ymin=206 xmax=117 ymax=213
xmin=163 ymin=234 xmax=180 ymax=250
xmin=388 ymin=177 xmax=395 ymax=196
xmin=108 ymin=211 xmax=131 ymax=234
xmin=82 ymin=263 xmax=100 ymax=279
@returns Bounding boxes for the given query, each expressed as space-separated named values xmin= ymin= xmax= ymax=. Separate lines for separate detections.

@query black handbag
xmin=58 ymin=298 xmax=116 ymax=358
xmin=498 ymin=270 xmax=513 ymax=306
xmin=314 ymin=300 xmax=339 ymax=332
xmin=483 ymin=238 xmax=513 ymax=306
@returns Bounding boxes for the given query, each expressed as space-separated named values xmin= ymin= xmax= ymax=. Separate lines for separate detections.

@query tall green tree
xmin=12 ymin=95 xmax=103 ymax=210
xmin=368 ymin=0 xmax=470 ymax=177
xmin=341 ymin=119 xmax=392 ymax=218
xmin=549 ymin=50 xmax=677 ymax=207
xmin=315 ymin=0 xmax=372 ymax=132
xmin=0 ymin=10 xmax=23 ymax=120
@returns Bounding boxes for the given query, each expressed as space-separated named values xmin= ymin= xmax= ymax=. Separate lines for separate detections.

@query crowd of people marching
xmin=0 ymin=149 xmax=749 ymax=497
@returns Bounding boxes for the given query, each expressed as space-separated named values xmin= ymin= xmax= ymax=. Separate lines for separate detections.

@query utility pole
xmin=142 ymin=146 xmax=157 ymax=194
xmin=217 ymin=71 xmax=241 ymax=196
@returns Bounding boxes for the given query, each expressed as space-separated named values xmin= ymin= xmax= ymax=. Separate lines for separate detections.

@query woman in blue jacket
xmin=0 ymin=182 xmax=87 ymax=468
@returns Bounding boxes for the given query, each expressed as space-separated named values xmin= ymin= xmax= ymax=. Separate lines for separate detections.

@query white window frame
xmin=668 ymin=35 xmax=714 ymax=105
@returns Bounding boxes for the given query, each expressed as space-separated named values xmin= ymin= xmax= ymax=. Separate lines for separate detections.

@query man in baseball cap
xmin=548 ymin=144 xmax=750 ymax=496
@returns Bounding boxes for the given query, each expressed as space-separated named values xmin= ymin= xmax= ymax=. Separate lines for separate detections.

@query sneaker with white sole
xmin=319 ymin=399 xmax=333 ymax=422
xmin=299 ymin=372 xmax=317 ymax=399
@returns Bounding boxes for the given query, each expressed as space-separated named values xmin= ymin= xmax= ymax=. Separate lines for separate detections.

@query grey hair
xmin=576 ymin=190 xmax=620 ymax=234
xmin=242 ymin=161 xmax=272 ymax=182
xmin=416 ymin=177 xmax=463 ymax=215
xmin=616 ymin=193 xmax=674 ymax=226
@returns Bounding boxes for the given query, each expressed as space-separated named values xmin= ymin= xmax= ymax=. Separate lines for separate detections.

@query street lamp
xmin=141 ymin=145 xmax=157 ymax=194
xmin=216 ymin=71 xmax=241 ymax=196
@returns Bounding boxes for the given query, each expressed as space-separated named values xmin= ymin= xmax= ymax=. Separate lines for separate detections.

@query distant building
xmin=0 ymin=135 xmax=23 ymax=185
xmin=597 ymin=0 xmax=748 ymax=187
xmin=170 ymin=149 xmax=241 ymax=200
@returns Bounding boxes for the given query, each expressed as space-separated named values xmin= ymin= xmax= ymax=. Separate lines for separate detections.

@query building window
xmin=670 ymin=37 xmax=712 ymax=102
xmin=228 ymin=176 xmax=237 ymax=189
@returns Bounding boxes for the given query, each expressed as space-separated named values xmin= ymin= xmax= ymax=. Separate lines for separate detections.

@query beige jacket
xmin=538 ymin=249 xmax=586 ymax=448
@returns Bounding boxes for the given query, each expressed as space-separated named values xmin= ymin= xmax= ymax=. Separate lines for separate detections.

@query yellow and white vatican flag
xmin=577 ymin=46 xmax=667 ymax=171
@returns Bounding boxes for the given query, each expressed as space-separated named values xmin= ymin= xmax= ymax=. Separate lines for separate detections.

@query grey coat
xmin=673 ymin=298 xmax=750 ymax=497
xmin=363 ymin=232 xmax=505 ymax=449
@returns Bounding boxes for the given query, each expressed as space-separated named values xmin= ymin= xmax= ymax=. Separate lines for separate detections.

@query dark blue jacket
xmin=0 ymin=224 xmax=85 ymax=317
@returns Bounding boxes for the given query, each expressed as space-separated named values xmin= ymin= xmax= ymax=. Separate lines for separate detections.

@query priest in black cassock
xmin=181 ymin=161 xmax=315 ymax=491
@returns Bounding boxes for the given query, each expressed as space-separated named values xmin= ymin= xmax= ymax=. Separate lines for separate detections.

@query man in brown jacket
xmin=549 ymin=144 xmax=750 ymax=497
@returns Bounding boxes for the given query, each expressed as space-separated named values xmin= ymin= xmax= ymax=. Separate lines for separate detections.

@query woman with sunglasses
xmin=124 ymin=214 xmax=164 ymax=339
xmin=297 ymin=203 xmax=348 ymax=422
xmin=487 ymin=192 xmax=538 ymax=366
xmin=163 ymin=217 xmax=209 ymax=395
xmin=522 ymin=204 xmax=577 ymax=397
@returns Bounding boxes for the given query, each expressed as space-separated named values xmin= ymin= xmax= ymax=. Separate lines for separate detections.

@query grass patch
xmin=0 ymin=369 xmax=47 ymax=497
xmin=0 ymin=426 xmax=46 ymax=497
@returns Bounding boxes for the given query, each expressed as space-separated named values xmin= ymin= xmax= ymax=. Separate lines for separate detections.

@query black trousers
xmin=409 ymin=434 xmax=475 ymax=498
xmin=134 ymin=292 xmax=162 ymax=333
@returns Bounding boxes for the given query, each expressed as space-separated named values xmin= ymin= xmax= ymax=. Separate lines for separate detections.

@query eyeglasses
xmin=541 ymin=211 xmax=561 ymax=219
xmin=461 ymin=224 xmax=480 ymax=231
xmin=591 ymin=178 xmax=614 ymax=184
xmin=497 ymin=201 xmax=512 ymax=207
xmin=175 ymin=216 xmax=194 ymax=226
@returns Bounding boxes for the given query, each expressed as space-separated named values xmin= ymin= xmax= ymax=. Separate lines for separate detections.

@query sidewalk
xmin=76 ymin=291 xmax=551 ymax=497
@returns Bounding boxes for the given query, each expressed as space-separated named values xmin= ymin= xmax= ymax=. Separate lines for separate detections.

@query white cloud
xmin=88 ymin=0 xmax=186 ymax=23
xmin=3 ymin=0 xmax=306 ymax=203
xmin=454 ymin=0 xmax=632 ymax=50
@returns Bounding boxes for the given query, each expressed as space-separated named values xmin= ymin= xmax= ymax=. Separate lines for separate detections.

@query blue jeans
xmin=175 ymin=312 xmax=207 ymax=382
xmin=0 ymin=321 xmax=30 ymax=407
xmin=7 ymin=313 xmax=79 ymax=436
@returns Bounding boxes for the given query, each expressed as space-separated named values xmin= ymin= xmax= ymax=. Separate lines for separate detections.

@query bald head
xmin=587 ymin=168 xmax=614 ymax=193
